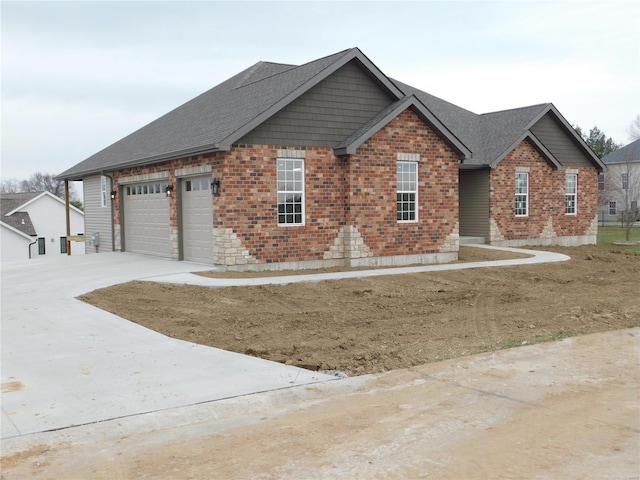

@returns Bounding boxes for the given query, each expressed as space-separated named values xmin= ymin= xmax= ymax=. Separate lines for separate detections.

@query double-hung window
xmin=397 ymin=161 xmax=418 ymax=222
xmin=565 ymin=173 xmax=577 ymax=215
xmin=37 ymin=237 xmax=46 ymax=255
xmin=515 ymin=172 xmax=529 ymax=216
xmin=609 ymin=201 xmax=617 ymax=215
xmin=597 ymin=173 xmax=604 ymax=191
xmin=622 ymin=172 xmax=629 ymax=190
xmin=277 ymin=158 xmax=304 ymax=225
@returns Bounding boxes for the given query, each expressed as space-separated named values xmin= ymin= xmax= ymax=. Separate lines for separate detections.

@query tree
xmin=0 ymin=172 xmax=81 ymax=206
xmin=627 ymin=114 xmax=640 ymax=142
xmin=604 ymin=158 xmax=640 ymax=242
xmin=575 ymin=126 xmax=621 ymax=159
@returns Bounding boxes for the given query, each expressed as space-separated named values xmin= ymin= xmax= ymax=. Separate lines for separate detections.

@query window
xmin=277 ymin=158 xmax=304 ymax=225
xmin=622 ymin=173 xmax=629 ymax=190
xmin=598 ymin=173 xmax=604 ymax=191
xmin=515 ymin=172 xmax=529 ymax=216
xmin=609 ymin=201 xmax=617 ymax=215
xmin=60 ymin=237 xmax=67 ymax=254
xmin=100 ymin=176 xmax=108 ymax=207
xmin=37 ymin=237 xmax=46 ymax=255
xmin=397 ymin=161 xmax=418 ymax=222
xmin=565 ymin=173 xmax=577 ymax=215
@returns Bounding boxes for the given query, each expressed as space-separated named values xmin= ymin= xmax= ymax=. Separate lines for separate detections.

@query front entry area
xmin=181 ymin=176 xmax=213 ymax=264
xmin=123 ymin=182 xmax=171 ymax=258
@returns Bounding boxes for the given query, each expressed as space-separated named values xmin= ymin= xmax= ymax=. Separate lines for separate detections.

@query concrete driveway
xmin=0 ymin=253 xmax=333 ymax=439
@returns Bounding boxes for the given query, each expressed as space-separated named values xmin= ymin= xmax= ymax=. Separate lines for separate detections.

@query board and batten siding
xmin=239 ymin=60 xmax=395 ymax=146
xmin=530 ymin=113 xmax=593 ymax=168
xmin=83 ymin=174 xmax=113 ymax=253
xmin=459 ymin=169 xmax=490 ymax=238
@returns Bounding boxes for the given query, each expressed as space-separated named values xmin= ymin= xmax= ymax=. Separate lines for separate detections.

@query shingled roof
xmin=58 ymin=47 xmax=601 ymax=180
xmin=601 ymin=138 xmax=640 ymax=164
xmin=0 ymin=192 xmax=40 ymax=236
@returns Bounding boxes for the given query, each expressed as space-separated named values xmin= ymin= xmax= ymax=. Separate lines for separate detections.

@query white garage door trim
xmin=123 ymin=182 xmax=171 ymax=258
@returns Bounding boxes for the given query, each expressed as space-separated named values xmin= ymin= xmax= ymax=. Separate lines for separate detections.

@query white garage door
xmin=181 ymin=176 xmax=213 ymax=264
xmin=123 ymin=182 xmax=171 ymax=258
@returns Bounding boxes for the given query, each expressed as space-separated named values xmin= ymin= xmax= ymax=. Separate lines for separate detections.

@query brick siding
xmin=489 ymin=139 xmax=598 ymax=242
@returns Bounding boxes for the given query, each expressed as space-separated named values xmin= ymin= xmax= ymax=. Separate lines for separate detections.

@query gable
xmin=530 ymin=113 xmax=595 ymax=168
xmin=238 ymin=60 xmax=396 ymax=147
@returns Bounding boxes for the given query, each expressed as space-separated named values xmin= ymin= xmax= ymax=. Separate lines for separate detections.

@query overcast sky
xmin=2 ymin=0 xmax=639 ymax=184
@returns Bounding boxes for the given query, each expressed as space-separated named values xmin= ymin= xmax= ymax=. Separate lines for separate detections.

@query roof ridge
xmin=235 ymin=48 xmax=353 ymax=90
xmin=480 ymin=103 xmax=550 ymax=117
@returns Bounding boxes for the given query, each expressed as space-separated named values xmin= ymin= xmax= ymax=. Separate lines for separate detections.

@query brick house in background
xmin=57 ymin=48 xmax=604 ymax=270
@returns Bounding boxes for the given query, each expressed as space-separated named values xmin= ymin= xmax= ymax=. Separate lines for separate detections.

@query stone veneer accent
xmin=212 ymin=227 xmax=256 ymax=266
xmin=439 ymin=222 xmax=459 ymax=253
xmin=489 ymin=218 xmax=505 ymax=243
xmin=540 ymin=217 xmax=557 ymax=239
xmin=170 ymin=227 xmax=179 ymax=259
xmin=114 ymin=224 xmax=121 ymax=251
xmin=324 ymin=225 xmax=373 ymax=261
xmin=586 ymin=215 xmax=599 ymax=236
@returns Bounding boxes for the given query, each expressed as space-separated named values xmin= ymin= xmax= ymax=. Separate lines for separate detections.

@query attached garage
xmin=180 ymin=176 xmax=213 ymax=264
xmin=123 ymin=182 xmax=171 ymax=258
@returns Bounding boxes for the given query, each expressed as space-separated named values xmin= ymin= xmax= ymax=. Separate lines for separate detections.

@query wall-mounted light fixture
xmin=165 ymin=185 xmax=174 ymax=197
xmin=211 ymin=178 xmax=221 ymax=196
xmin=110 ymin=190 xmax=117 ymax=200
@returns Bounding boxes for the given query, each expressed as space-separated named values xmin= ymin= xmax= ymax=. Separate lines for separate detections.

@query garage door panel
xmin=182 ymin=176 xmax=213 ymax=264
xmin=124 ymin=182 xmax=171 ymax=258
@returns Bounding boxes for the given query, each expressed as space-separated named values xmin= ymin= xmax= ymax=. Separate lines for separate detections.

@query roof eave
xmin=57 ymin=143 xmax=224 ymax=181
xmin=334 ymin=96 xmax=472 ymax=159
xmin=490 ymin=132 xmax=562 ymax=170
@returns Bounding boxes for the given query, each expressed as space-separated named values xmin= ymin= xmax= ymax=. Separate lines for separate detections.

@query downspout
xmin=28 ymin=238 xmax=37 ymax=259
xmin=103 ymin=172 xmax=116 ymax=251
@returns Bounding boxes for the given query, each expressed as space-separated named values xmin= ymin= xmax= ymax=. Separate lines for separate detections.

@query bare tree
xmin=0 ymin=178 xmax=22 ymax=193
xmin=605 ymin=159 xmax=640 ymax=242
xmin=627 ymin=114 xmax=640 ymax=142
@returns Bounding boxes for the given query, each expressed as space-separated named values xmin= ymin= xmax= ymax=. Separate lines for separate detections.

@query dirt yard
xmin=79 ymin=245 xmax=640 ymax=376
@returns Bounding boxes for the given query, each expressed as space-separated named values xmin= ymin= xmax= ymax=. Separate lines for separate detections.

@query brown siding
xmin=459 ymin=169 xmax=489 ymax=238
xmin=239 ymin=61 xmax=394 ymax=147
xmin=530 ymin=113 xmax=594 ymax=167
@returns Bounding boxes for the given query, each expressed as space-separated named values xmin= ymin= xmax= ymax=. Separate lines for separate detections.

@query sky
xmin=2 ymin=0 xmax=639 ymax=185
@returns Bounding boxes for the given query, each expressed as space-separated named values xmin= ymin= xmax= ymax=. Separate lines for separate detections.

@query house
xmin=57 ymin=48 xmax=603 ymax=270
xmin=598 ymin=138 xmax=640 ymax=224
xmin=1 ymin=191 xmax=85 ymax=261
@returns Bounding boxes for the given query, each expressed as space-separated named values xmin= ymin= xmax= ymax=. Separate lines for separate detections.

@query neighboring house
xmin=1 ymin=191 xmax=85 ymax=261
xmin=57 ymin=48 xmax=603 ymax=270
xmin=598 ymin=139 xmax=640 ymax=224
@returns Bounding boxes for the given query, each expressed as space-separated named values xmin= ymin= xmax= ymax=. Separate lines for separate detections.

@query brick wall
xmin=109 ymin=108 xmax=460 ymax=266
xmin=489 ymin=139 xmax=598 ymax=243
xmin=347 ymin=109 xmax=459 ymax=256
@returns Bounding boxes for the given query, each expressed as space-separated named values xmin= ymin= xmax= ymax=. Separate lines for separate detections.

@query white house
xmin=1 ymin=191 xmax=85 ymax=261
xmin=598 ymin=139 xmax=640 ymax=224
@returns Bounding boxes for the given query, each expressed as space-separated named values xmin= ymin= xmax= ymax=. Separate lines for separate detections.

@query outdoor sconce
xmin=165 ymin=185 xmax=174 ymax=197
xmin=211 ymin=178 xmax=221 ymax=196
xmin=110 ymin=190 xmax=117 ymax=200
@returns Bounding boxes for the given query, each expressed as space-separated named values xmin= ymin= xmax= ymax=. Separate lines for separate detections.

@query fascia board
xmin=0 ymin=221 xmax=36 ymax=241
xmin=490 ymin=132 xmax=562 ymax=169
xmin=526 ymin=104 xmax=606 ymax=171
xmin=218 ymin=48 xmax=406 ymax=150
xmin=336 ymin=96 xmax=471 ymax=158
xmin=57 ymin=143 xmax=223 ymax=181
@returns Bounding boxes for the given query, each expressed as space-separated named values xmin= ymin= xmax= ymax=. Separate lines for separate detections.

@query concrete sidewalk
xmin=1 ymin=253 xmax=333 ymax=439
xmin=146 ymin=245 xmax=570 ymax=287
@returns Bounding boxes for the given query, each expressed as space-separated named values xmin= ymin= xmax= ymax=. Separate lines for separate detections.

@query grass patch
xmin=597 ymin=225 xmax=640 ymax=253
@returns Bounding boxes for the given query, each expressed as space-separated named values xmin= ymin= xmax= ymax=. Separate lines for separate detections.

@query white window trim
xmin=397 ymin=161 xmax=418 ymax=223
xmin=277 ymin=158 xmax=305 ymax=226
xmin=565 ymin=172 xmax=578 ymax=215
xmin=515 ymin=172 xmax=529 ymax=217
xmin=100 ymin=176 xmax=108 ymax=208
xmin=609 ymin=201 xmax=617 ymax=215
